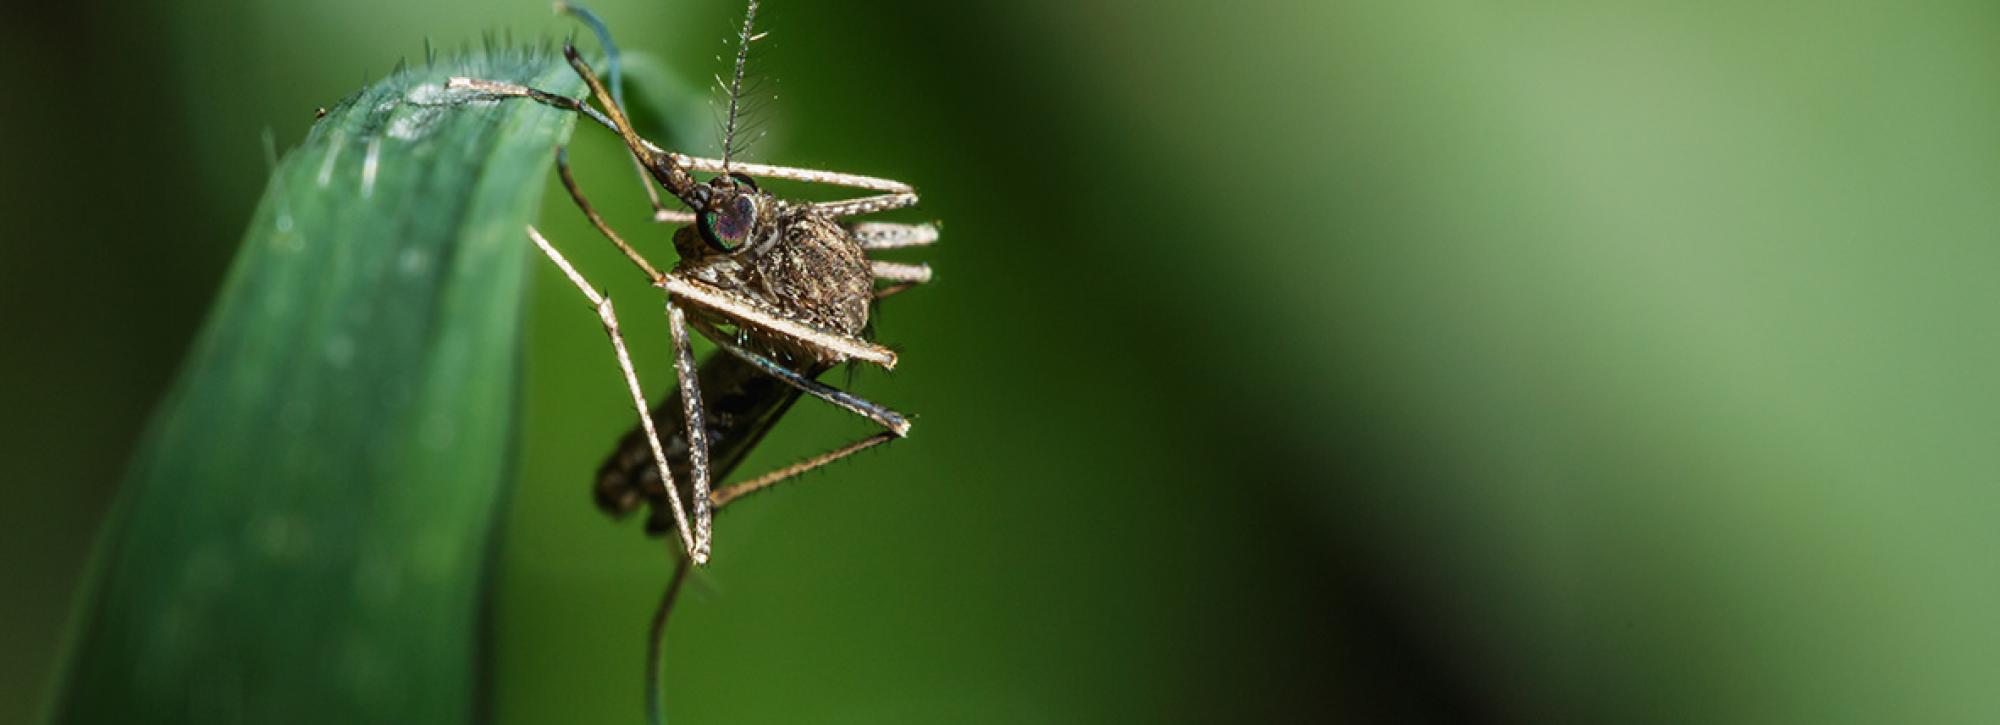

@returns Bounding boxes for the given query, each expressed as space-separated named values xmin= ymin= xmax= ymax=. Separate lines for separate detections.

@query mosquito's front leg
xmin=664 ymin=302 xmax=713 ymax=562
xmin=446 ymin=76 xmax=624 ymax=135
xmin=525 ymin=226 xmax=706 ymax=564
xmin=658 ymin=274 xmax=899 ymax=368
xmin=668 ymin=153 xmax=914 ymax=193
xmin=813 ymin=193 xmax=921 ymax=219
xmin=443 ymin=75 xmax=928 ymax=224
xmin=554 ymin=147 xmax=665 ymax=281
xmin=560 ymin=45 xmax=702 ymax=199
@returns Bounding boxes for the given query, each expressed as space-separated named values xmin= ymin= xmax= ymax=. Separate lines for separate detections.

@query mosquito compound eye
xmin=697 ymin=193 xmax=759 ymax=252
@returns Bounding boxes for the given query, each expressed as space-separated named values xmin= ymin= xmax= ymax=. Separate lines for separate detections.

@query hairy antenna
xmin=721 ymin=0 xmax=763 ymax=171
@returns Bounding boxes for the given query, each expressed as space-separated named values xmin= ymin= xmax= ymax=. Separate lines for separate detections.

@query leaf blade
xmin=52 ymin=49 xmax=581 ymax=725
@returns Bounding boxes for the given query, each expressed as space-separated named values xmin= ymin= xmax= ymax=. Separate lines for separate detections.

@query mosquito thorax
xmin=667 ymin=203 xmax=873 ymax=362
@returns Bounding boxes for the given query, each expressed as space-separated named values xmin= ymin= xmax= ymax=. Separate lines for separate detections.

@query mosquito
xmin=448 ymin=0 xmax=931 ymax=561
xmin=448 ymin=1 xmax=933 ymax=718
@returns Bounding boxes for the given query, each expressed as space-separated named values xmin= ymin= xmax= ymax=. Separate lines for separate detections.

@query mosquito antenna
xmin=720 ymin=0 xmax=764 ymax=172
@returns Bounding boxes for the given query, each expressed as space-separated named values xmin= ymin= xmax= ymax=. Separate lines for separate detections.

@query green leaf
xmin=50 ymin=49 xmax=581 ymax=724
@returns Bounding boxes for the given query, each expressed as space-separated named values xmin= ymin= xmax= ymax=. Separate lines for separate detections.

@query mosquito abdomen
xmin=595 ymin=350 xmax=829 ymax=538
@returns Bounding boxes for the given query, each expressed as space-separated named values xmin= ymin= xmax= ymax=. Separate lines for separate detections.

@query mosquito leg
xmin=665 ymin=302 xmax=714 ymax=563
xmin=551 ymin=150 xmax=712 ymax=561
xmin=645 ymin=555 xmax=691 ymax=725
xmin=555 ymin=147 xmax=665 ymax=283
xmin=448 ymin=70 xmax=912 ymax=205
xmin=869 ymin=261 xmax=932 ymax=285
xmin=855 ymin=222 xmax=937 ymax=288
xmin=686 ymin=317 xmax=912 ymax=436
xmin=562 ymin=45 xmax=702 ymax=200
xmin=873 ymin=282 xmax=920 ymax=300
xmin=659 ymin=274 xmax=898 ymax=368
xmin=454 ymin=47 xmax=705 ymax=203
xmin=669 ymin=153 xmax=914 ymax=193
xmin=848 ymin=221 xmax=939 ymax=250
xmin=446 ymin=77 xmax=919 ymax=212
xmin=445 ymin=77 xmax=622 ymax=133
xmin=525 ymin=226 xmax=705 ymax=564
xmin=812 ymin=192 xmax=921 ymax=219
xmin=710 ymin=432 xmax=900 ymax=510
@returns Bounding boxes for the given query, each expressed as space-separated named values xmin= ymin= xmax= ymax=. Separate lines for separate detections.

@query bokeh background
xmin=7 ymin=1 xmax=2000 ymax=722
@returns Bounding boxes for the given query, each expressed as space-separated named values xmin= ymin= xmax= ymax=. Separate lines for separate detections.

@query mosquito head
xmin=686 ymin=173 xmax=776 ymax=256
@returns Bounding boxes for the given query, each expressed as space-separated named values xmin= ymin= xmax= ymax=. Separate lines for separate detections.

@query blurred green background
xmin=6 ymin=1 xmax=2000 ymax=722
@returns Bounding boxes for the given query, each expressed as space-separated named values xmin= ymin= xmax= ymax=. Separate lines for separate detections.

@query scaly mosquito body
xmin=597 ymin=343 xmax=815 ymax=538
xmin=448 ymin=2 xmax=935 ymax=720
xmin=452 ymin=4 xmax=932 ymax=565
xmin=595 ymin=206 xmax=927 ymax=536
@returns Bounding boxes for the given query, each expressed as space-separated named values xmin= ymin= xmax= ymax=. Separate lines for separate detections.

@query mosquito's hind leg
xmin=670 ymin=154 xmax=916 ymax=193
xmin=813 ymin=192 xmax=921 ymax=219
xmin=710 ymin=432 xmax=900 ymax=510
xmin=645 ymin=555 xmax=691 ymax=725
xmin=524 ymin=226 xmax=706 ymax=564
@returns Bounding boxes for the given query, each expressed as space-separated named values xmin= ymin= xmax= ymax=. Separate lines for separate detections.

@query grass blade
xmin=50 ymin=49 xmax=581 ymax=724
